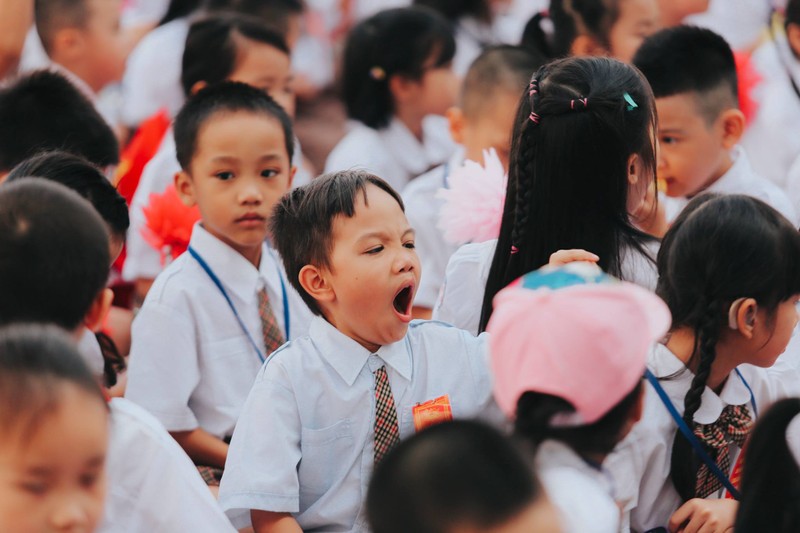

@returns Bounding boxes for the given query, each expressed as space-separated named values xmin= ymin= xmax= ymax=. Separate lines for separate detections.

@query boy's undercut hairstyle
xmin=208 ymin=0 xmax=304 ymax=31
xmin=173 ymin=80 xmax=294 ymax=172
xmin=633 ymin=26 xmax=739 ymax=124
xmin=461 ymin=45 xmax=544 ymax=119
xmin=35 ymin=0 xmax=90 ymax=54
xmin=0 ymin=324 xmax=107 ymax=443
xmin=270 ymin=170 xmax=405 ymax=315
xmin=0 ymin=70 xmax=119 ymax=173
xmin=181 ymin=13 xmax=290 ymax=97
xmin=0 ymin=179 xmax=110 ymax=331
xmin=7 ymin=151 xmax=130 ymax=239
xmin=367 ymin=420 xmax=541 ymax=533
xmin=342 ymin=7 xmax=456 ymax=129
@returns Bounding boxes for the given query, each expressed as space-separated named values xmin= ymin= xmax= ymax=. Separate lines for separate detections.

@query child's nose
xmin=50 ymin=496 xmax=91 ymax=530
xmin=394 ymin=247 xmax=417 ymax=273
xmin=238 ymin=178 xmax=263 ymax=204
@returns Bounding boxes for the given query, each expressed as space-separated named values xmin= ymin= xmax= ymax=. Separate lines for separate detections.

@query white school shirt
xmin=742 ymin=34 xmax=800 ymax=190
xmin=535 ymin=440 xmax=621 ymax=533
xmin=433 ymin=238 xmax=658 ymax=335
xmin=786 ymin=153 xmax=800 ymax=216
xmin=78 ymin=328 xmax=106 ymax=378
xmin=125 ymin=223 xmax=313 ymax=438
xmin=607 ymin=341 xmax=800 ymax=532
xmin=662 ymin=146 xmax=798 ymax=226
xmin=219 ymin=316 xmax=500 ymax=531
xmin=401 ymin=149 xmax=463 ymax=309
xmin=684 ymin=0 xmax=771 ymax=51
xmin=101 ymin=398 xmax=236 ymax=532
xmin=324 ymin=115 xmax=456 ymax=192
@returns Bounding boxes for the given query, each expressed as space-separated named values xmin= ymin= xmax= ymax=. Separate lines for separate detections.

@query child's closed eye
xmin=18 ymin=479 xmax=48 ymax=496
xmin=365 ymin=245 xmax=384 ymax=255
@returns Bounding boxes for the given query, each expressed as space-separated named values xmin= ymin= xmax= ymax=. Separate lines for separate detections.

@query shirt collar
xmin=309 ymin=316 xmax=412 ymax=386
xmin=535 ymin=440 xmax=614 ymax=492
xmin=188 ymin=223 xmax=267 ymax=302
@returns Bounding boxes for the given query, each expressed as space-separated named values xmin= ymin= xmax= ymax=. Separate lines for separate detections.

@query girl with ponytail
xmin=609 ymin=194 xmax=800 ymax=532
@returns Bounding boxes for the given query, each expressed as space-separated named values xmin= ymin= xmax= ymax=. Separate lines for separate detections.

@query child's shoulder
xmin=325 ymin=121 xmax=386 ymax=172
xmin=406 ymin=319 xmax=485 ymax=348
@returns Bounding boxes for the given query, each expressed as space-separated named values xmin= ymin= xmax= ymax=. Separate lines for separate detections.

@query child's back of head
xmin=0 ymin=179 xmax=110 ymax=331
xmin=0 ymin=70 xmax=119 ymax=177
xmin=207 ymin=0 xmax=304 ymax=48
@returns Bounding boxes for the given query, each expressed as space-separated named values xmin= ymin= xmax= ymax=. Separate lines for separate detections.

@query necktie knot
xmin=693 ymin=403 xmax=752 ymax=498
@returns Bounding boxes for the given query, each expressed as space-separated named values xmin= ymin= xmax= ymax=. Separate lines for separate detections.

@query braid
xmin=669 ymin=298 xmax=725 ymax=501
xmin=510 ymin=127 xmax=535 ymax=255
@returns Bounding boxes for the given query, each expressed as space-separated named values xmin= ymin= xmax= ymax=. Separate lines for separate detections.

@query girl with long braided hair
xmin=608 ymin=194 xmax=800 ymax=532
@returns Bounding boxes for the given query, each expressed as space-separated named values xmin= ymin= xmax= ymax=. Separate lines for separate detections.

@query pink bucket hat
xmin=487 ymin=266 xmax=671 ymax=425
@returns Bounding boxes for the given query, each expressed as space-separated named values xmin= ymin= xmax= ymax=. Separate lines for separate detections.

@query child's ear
xmin=626 ymin=153 xmax=640 ymax=186
xmin=51 ymin=27 xmax=87 ymax=62
xmin=788 ymin=23 xmax=800 ymax=58
xmin=298 ymin=265 xmax=335 ymax=305
xmin=446 ymin=106 xmax=466 ymax=144
xmin=174 ymin=170 xmax=197 ymax=207
xmin=570 ymin=35 xmax=606 ymax=57
xmin=288 ymin=165 xmax=297 ymax=190
xmin=719 ymin=108 xmax=745 ymax=149
xmin=388 ymin=74 xmax=419 ymax=106
xmin=189 ymin=80 xmax=208 ymax=95
xmin=84 ymin=288 xmax=114 ymax=333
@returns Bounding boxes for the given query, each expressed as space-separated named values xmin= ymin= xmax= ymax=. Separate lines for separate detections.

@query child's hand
xmin=548 ymin=249 xmax=600 ymax=266
xmin=668 ymin=498 xmax=737 ymax=533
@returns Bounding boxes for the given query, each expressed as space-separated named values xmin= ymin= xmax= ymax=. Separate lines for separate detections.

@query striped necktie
xmin=258 ymin=287 xmax=285 ymax=357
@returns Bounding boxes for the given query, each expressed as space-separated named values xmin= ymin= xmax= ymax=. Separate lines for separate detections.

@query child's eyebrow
xmin=357 ymin=228 xmax=416 ymax=242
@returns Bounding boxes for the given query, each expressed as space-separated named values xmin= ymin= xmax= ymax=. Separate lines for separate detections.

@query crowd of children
xmin=2 ymin=0 xmax=800 ymax=532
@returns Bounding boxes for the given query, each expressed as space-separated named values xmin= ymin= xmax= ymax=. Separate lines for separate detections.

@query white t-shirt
xmin=401 ymin=149 xmax=463 ymax=309
xmin=125 ymin=224 xmax=313 ymax=438
xmin=101 ymin=398 xmax=236 ymax=532
xmin=535 ymin=440 xmax=621 ymax=533
xmin=324 ymin=116 xmax=456 ymax=192
xmin=433 ymin=238 xmax=658 ymax=335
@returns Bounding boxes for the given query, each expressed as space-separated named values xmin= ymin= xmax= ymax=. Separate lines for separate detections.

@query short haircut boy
xmin=0 ymin=179 xmax=110 ymax=330
xmin=174 ymin=81 xmax=294 ymax=172
xmin=181 ymin=13 xmax=289 ymax=97
xmin=34 ymin=0 xmax=90 ymax=54
xmin=0 ymin=70 xmax=119 ymax=173
xmin=632 ymin=25 xmax=739 ymax=124
xmin=270 ymin=169 xmax=405 ymax=314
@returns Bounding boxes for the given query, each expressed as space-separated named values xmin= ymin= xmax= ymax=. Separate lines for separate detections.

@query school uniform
xmin=401 ymin=149 xmax=463 ymax=309
xmin=607 ymin=341 xmax=800 ymax=532
xmin=433 ymin=238 xmax=658 ymax=335
xmin=324 ymin=115 xmax=456 ymax=192
xmin=219 ymin=316 xmax=500 ymax=531
xmin=125 ymin=223 xmax=313 ymax=439
xmin=101 ymin=397 xmax=237 ymax=532
xmin=535 ymin=440 xmax=621 ymax=533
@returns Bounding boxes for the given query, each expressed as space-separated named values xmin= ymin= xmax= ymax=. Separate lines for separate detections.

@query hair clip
xmin=570 ymin=97 xmax=588 ymax=110
xmin=369 ymin=66 xmax=386 ymax=81
xmin=623 ymin=92 xmax=638 ymax=111
xmin=511 ymin=245 xmax=519 ymax=255
xmin=528 ymin=112 xmax=540 ymax=124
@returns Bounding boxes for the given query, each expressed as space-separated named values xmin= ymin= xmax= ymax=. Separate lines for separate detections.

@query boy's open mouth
xmin=393 ymin=284 xmax=414 ymax=316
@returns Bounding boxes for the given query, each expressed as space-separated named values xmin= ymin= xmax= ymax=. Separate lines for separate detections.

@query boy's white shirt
xmin=742 ymin=34 xmax=800 ymax=189
xmin=607 ymin=338 xmax=800 ymax=532
xmin=125 ymin=223 xmax=313 ymax=438
xmin=433 ymin=238 xmax=659 ymax=335
xmin=662 ymin=146 xmax=799 ymax=226
xmin=219 ymin=315 xmax=501 ymax=531
xmin=535 ymin=440 xmax=621 ymax=533
xmin=100 ymin=397 xmax=236 ymax=532
xmin=401 ymin=148 xmax=463 ymax=309
xmin=324 ymin=115 xmax=456 ymax=192
xmin=77 ymin=328 xmax=106 ymax=378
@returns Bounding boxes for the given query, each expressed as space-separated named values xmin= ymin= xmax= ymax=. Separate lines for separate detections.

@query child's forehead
xmin=196 ymin=109 xmax=287 ymax=147
xmin=330 ymin=185 xmax=407 ymax=235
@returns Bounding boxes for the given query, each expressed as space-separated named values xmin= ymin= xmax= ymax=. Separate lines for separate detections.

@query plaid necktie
xmin=258 ymin=287 xmax=285 ymax=357
xmin=693 ymin=403 xmax=753 ymax=498
xmin=374 ymin=365 xmax=400 ymax=464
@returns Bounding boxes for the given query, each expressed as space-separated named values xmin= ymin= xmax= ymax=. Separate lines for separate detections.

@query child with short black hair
xmin=125 ymin=81 xmax=313 ymax=488
xmin=219 ymin=169 xmax=498 ymax=532
xmin=0 ymin=70 xmax=119 ymax=179
xmin=633 ymin=25 xmax=797 ymax=226
xmin=367 ymin=420 xmax=562 ymax=533
xmin=325 ymin=7 xmax=459 ymax=191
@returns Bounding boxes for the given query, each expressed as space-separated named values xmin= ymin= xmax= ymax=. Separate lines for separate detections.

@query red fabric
xmin=734 ymin=51 xmax=762 ymax=127
xmin=114 ymin=109 xmax=172 ymax=205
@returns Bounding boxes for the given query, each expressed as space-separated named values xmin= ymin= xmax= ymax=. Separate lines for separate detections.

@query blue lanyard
xmin=187 ymin=245 xmax=290 ymax=364
xmin=644 ymin=369 xmax=757 ymax=500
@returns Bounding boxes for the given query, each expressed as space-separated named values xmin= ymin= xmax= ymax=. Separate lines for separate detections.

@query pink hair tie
xmin=570 ymin=97 xmax=588 ymax=110
xmin=528 ymin=78 xmax=540 ymax=125
xmin=528 ymin=112 xmax=540 ymax=124
xmin=511 ymin=245 xmax=519 ymax=255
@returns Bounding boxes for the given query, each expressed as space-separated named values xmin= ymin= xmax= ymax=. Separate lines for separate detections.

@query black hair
xmin=159 ymin=0 xmax=204 ymax=26
xmin=478 ymin=55 xmax=657 ymax=332
xmin=341 ymin=7 xmax=456 ymax=129
xmin=0 ymin=71 xmax=119 ymax=172
xmin=35 ymin=0 xmax=89 ymax=53
xmin=460 ymin=45 xmax=545 ymax=118
xmin=208 ymin=0 xmax=304 ymax=34
xmin=367 ymin=420 xmax=542 ymax=533
xmin=522 ymin=0 xmax=623 ymax=60
xmin=7 ymin=151 xmax=130 ymax=240
xmin=413 ymin=0 xmax=491 ymax=23
xmin=181 ymin=13 xmax=289 ymax=96
xmin=270 ymin=170 xmax=405 ymax=315
xmin=174 ymin=81 xmax=294 ymax=171
xmin=0 ymin=179 xmax=110 ymax=331
xmin=0 ymin=324 xmax=108 ymax=444
xmin=656 ymin=194 xmax=800 ymax=501
xmin=633 ymin=26 xmax=739 ymax=123
xmin=735 ymin=398 xmax=800 ymax=533
xmin=789 ymin=0 xmax=800 ymax=27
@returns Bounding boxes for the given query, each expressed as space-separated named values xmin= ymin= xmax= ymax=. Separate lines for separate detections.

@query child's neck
xmin=394 ymin=106 xmax=426 ymax=141
xmin=242 ymin=246 xmax=262 ymax=269
xmin=666 ymin=327 xmax=738 ymax=393
xmin=692 ymin=152 xmax=735 ymax=198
